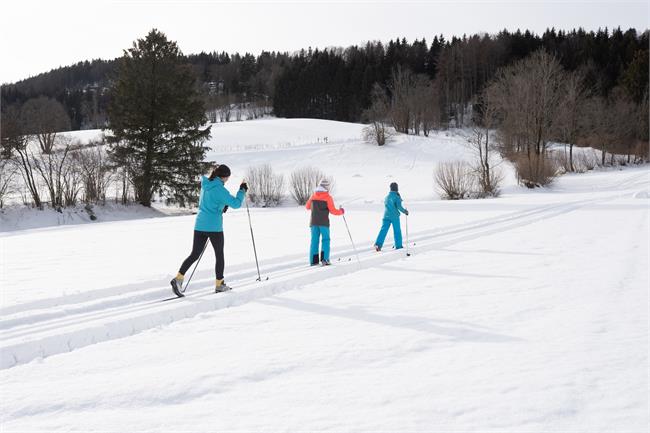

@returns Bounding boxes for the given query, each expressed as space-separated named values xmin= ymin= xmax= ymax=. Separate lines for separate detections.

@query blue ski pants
xmin=310 ymin=225 xmax=330 ymax=264
xmin=374 ymin=217 xmax=403 ymax=249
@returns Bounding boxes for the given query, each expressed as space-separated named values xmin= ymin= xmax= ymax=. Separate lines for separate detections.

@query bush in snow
xmin=74 ymin=143 xmax=114 ymax=205
xmin=554 ymin=148 xmax=601 ymax=174
xmin=434 ymin=161 xmax=474 ymax=200
xmin=362 ymin=123 xmax=396 ymax=147
xmin=245 ymin=164 xmax=285 ymax=207
xmin=471 ymin=163 xmax=503 ymax=198
xmin=513 ymin=152 xmax=558 ymax=188
xmin=290 ymin=167 xmax=333 ymax=205
xmin=551 ymin=150 xmax=572 ymax=175
xmin=573 ymin=150 xmax=600 ymax=172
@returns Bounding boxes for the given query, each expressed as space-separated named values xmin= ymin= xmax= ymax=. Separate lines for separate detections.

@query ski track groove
xmin=0 ymin=180 xmax=643 ymax=369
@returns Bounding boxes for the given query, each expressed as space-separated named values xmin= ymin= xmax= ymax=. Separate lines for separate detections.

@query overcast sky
xmin=1 ymin=0 xmax=648 ymax=84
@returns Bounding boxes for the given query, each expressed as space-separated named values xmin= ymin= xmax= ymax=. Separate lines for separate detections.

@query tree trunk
xmin=16 ymin=149 xmax=42 ymax=209
xmin=142 ymin=141 xmax=154 ymax=207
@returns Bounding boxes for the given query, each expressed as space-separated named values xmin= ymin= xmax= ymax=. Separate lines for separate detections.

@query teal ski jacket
xmin=383 ymin=191 xmax=407 ymax=220
xmin=194 ymin=176 xmax=246 ymax=232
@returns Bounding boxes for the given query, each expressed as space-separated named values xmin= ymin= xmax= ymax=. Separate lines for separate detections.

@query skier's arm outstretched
xmin=224 ymin=183 xmax=248 ymax=209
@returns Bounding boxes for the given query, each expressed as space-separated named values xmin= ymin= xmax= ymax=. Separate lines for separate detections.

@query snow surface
xmin=0 ymin=119 xmax=648 ymax=432
xmin=0 ymin=203 xmax=167 ymax=233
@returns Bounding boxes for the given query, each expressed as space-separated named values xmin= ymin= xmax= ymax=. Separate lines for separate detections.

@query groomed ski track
xmin=1 ymin=171 xmax=647 ymax=369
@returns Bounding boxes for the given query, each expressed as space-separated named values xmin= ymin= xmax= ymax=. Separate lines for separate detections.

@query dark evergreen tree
xmin=107 ymin=29 xmax=211 ymax=207
xmin=621 ymin=48 xmax=649 ymax=103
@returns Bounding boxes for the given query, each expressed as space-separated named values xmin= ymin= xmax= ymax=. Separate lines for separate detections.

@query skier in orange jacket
xmin=305 ymin=179 xmax=344 ymax=266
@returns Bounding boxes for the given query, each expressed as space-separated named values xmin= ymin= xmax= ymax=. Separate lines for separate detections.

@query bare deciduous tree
xmin=1 ymin=106 xmax=43 ymax=208
xmin=116 ymin=167 xmax=132 ymax=205
xmin=217 ymin=94 xmax=233 ymax=122
xmin=486 ymin=49 xmax=566 ymax=187
xmin=388 ymin=65 xmax=415 ymax=134
xmin=581 ymin=90 xmax=637 ymax=167
xmin=420 ymin=82 xmax=442 ymax=137
xmin=469 ymin=90 xmax=503 ymax=196
xmin=31 ymin=136 xmax=76 ymax=210
xmin=409 ymin=75 xmax=433 ymax=136
xmin=554 ymin=71 xmax=589 ymax=172
xmin=245 ymin=164 xmax=285 ymax=207
xmin=20 ymin=96 xmax=71 ymax=154
xmin=630 ymin=89 xmax=649 ymax=163
xmin=0 ymin=159 xmax=16 ymax=208
xmin=290 ymin=167 xmax=332 ymax=205
xmin=75 ymin=143 xmax=114 ymax=204
xmin=362 ymin=84 xmax=395 ymax=146
xmin=608 ymin=88 xmax=643 ymax=164
xmin=468 ymin=129 xmax=503 ymax=197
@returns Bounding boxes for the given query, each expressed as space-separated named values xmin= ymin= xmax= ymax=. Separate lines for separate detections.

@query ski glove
xmin=223 ymin=205 xmax=228 ymax=213
xmin=340 ymin=207 xmax=345 ymax=214
xmin=404 ymin=209 xmax=409 ymax=216
xmin=240 ymin=182 xmax=248 ymax=192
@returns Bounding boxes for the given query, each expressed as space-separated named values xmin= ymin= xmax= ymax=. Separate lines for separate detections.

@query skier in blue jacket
xmin=374 ymin=182 xmax=409 ymax=251
xmin=171 ymin=164 xmax=247 ymax=296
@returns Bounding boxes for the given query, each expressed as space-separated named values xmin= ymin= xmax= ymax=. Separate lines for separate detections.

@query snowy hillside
xmin=0 ymin=119 xmax=648 ymax=432
xmin=2 ymin=118 xmax=493 ymax=231
xmin=202 ymin=118 xmax=486 ymax=201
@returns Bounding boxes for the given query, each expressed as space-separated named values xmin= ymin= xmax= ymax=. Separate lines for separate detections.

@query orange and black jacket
xmin=305 ymin=191 xmax=343 ymax=227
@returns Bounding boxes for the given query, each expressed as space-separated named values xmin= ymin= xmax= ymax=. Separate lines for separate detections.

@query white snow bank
xmin=0 ymin=203 xmax=167 ymax=233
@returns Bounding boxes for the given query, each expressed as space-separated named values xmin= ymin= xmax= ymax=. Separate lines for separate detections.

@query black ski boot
xmin=320 ymin=252 xmax=331 ymax=266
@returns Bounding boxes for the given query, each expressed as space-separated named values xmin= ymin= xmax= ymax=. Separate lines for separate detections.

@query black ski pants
xmin=179 ymin=231 xmax=225 ymax=280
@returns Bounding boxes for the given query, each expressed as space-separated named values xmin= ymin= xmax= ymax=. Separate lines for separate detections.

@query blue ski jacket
xmin=383 ymin=191 xmax=407 ymax=220
xmin=194 ymin=176 xmax=246 ymax=232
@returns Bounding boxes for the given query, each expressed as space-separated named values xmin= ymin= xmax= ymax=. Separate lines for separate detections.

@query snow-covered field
xmin=2 ymin=118 xmax=486 ymax=231
xmin=0 ymin=119 xmax=648 ymax=432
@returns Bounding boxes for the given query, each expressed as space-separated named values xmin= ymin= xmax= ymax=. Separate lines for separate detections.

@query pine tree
xmin=107 ymin=29 xmax=210 ymax=207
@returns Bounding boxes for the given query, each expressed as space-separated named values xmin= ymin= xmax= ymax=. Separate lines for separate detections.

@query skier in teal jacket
xmin=171 ymin=164 xmax=247 ymax=296
xmin=374 ymin=182 xmax=409 ymax=251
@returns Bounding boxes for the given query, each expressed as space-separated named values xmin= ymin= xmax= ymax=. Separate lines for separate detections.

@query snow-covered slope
xmin=203 ymin=118 xmax=484 ymax=202
xmin=0 ymin=119 xmax=648 ymax=432
xmin=2 ymin=118 xmax=497 ymax=232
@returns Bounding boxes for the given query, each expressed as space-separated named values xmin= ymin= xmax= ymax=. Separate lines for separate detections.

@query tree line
xmin=2 ymin=27 xmax=647 ymax=130
xmin=0 ymin=28 xmax=648 ymax=210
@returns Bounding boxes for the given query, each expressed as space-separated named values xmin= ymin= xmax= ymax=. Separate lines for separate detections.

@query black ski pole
xmin=183 ymin=241 xmax=208 ymax=294
xmin=342 ymin=214 xmax=361 ymax=265
xmin=245 ymin=199 xmax=263 ymax=281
